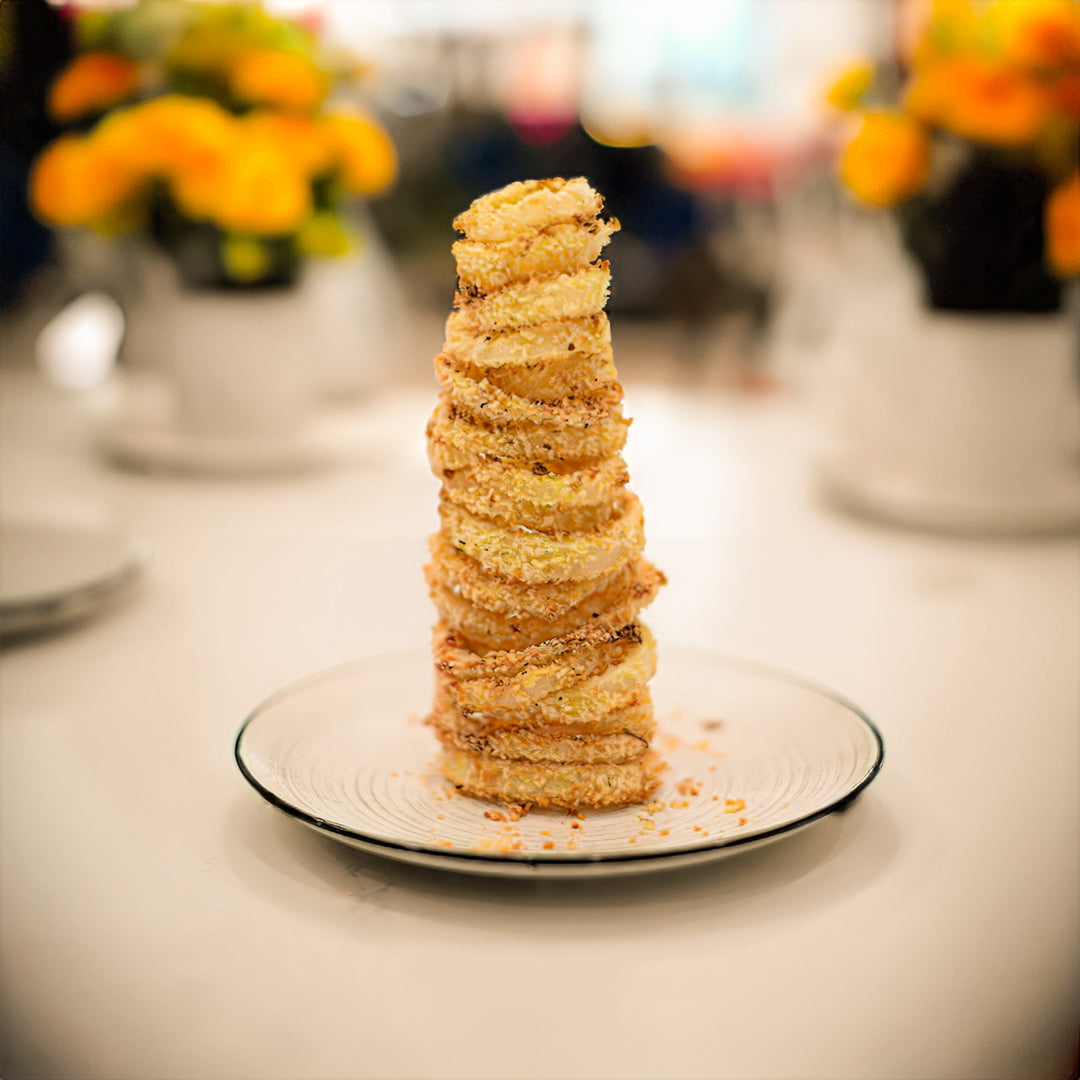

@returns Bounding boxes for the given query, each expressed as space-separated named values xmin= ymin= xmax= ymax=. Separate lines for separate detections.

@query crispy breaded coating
xmin=424 ymin=177 xmax=665 ymax=811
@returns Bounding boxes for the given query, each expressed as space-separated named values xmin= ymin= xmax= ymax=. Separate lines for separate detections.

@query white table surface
xmin=1 ymin=359 xmax=1077 ymax=1080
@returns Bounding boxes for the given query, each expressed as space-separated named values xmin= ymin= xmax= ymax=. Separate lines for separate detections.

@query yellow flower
xmin=297 ymin=210 xmax=351 ymax=256
xmin=840 ymin=111 xmax=929 ymax=206
xmin=913 ymin=0 xmax=981 ymax=67
xmin=241 ymin=111 xmax=334 ymax=177
xmin=48 ymin=53 xmax=139 ymax=122
xmin=322 ymin=110 xmax=397 ymax=196
xmin=941 ymin=59 xmax=1052 ymax=145
xmin=1046 ymin=171 xmax=1080 ymax=277
xmin=171 ymin=127 xmax=311 ymax=234
xmin=825 ymin=61 xmax=874 ymax=111
xmin=230 ymin=49 xmax=327 ymax=111
xmin=30 ymin=134 xmax=145 ymax=227
xmin=220 ymin=234 xmax=272 ymax=283
xmin=96 ymin=95 xmax=235 ymax=177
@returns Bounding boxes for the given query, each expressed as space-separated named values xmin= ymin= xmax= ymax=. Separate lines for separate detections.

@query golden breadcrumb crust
xmin=425 ymin=177 xmax=664 ymax=809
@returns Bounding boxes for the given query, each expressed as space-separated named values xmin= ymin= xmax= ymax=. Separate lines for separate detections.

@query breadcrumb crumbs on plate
xmin=543 ymin=841 xmax=554 ymax=850
xmin=738 ymin=817 xmax=748 ymax=826
xmin=724 ymin=798 xmax=746 ymax=813
xmin=659 ymin=829 xmax=669 ymax=836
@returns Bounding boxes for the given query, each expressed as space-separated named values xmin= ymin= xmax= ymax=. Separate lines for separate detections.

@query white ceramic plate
xmin=0 ymin=519 xmax=145 ymax=637
xmin=234 ymin=648 xmax=884 ymax=878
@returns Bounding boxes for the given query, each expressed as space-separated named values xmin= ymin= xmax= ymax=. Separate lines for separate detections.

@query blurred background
xmin=0 ymin=0 xmax=1077 ymax=517
xmin=3 ymin=0 xmax=892 ymax=386
xmin=1 ymin=9 xmax=1078 ymax=1075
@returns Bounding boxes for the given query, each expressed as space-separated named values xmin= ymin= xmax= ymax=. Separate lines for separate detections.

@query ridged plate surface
xmin=234 ymin=648 xmax=884 ymax=878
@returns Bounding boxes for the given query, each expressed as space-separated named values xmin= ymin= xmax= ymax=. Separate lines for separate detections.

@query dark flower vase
xmin=819 ymin=153 xmax=1079 ymax=533
xmin=899 ymin=149 xmax=1062 ymax=314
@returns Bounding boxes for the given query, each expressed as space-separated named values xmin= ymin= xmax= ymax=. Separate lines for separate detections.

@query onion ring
xmin=440 ymin=748 xmax=663 ymax=810
xmin=427 ymin=397 xmax=629 ymax=467
xmin=437 ymin=491 xmax=644 ymax=585
xmin=432 ymin=723 xmax=650 ymax=766
xmin=427 ymin=534 xmax=633 ymax=620
xmin=454 ymin=349 xmax=619 ymax=403
xmin=453 ymin=176 xmax=603 ymax=243
xmin=425 ymin=557 xmax=665 ymax=653
xmin=438 ymin=627 xmax=656 ymax=724
xmin=432 ymin=451 xmax=629 ymax=533
xmin=434 ymin=354 xmax=620 ymax=427
xmin=455 ymin=264 xmax=610 ymax=330
xmin=453 ymin=218 xmax=618 ymax=291
xmin=443 ymin=312 xmax=611 ymax=369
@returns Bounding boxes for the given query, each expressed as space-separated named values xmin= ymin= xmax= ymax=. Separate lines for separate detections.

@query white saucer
xmin=820 ymin=457 xmax=1080 ymax=536
xmin=94 ymin=377 xmax=390 ymax=478
xmin=0 ymin=519 xmax=146 ymax=637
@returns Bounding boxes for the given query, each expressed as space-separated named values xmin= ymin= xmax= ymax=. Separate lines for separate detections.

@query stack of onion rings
xmin=424 ymin=177 xmax=666 ymax=810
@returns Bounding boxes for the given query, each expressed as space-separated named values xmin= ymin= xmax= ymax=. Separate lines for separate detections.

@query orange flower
xmin=940 ymin=58 xmax=1052 ymax=144
xmin=229 ymin=49 xmax=327 ymax=111
xmin=989 ymin=0 xmax=1080 ymax=71
xmin=48 ymin=53 xmax=138 ymax=123
xmin=840 ymin=111 xmax=929 ymax=206
xmin=241 ymin=112 xmax=334 ymax=177
xmin=30 ymin=134 xmax=145 ymax=226
xmin=904 ymin=59 xmax=957 ymax=126
xmin=1045 ymin=171 xmax=1080 ymax=277
xmin=171 ymin=127 xmax=311 ymax=234
xmin=322 ymin=110 xmax=397 ymax=196
xmin=95 ymin=95 xmax=235 ymax=177
xmin=1050 ymin=70 xmax=1080 ymax=116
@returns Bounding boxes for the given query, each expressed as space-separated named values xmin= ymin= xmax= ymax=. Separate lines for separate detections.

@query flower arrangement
xmin=829 ymin=0 xmax=1079 ymax=311
xmin=30 ymin=0 xmax=397 ymax=287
